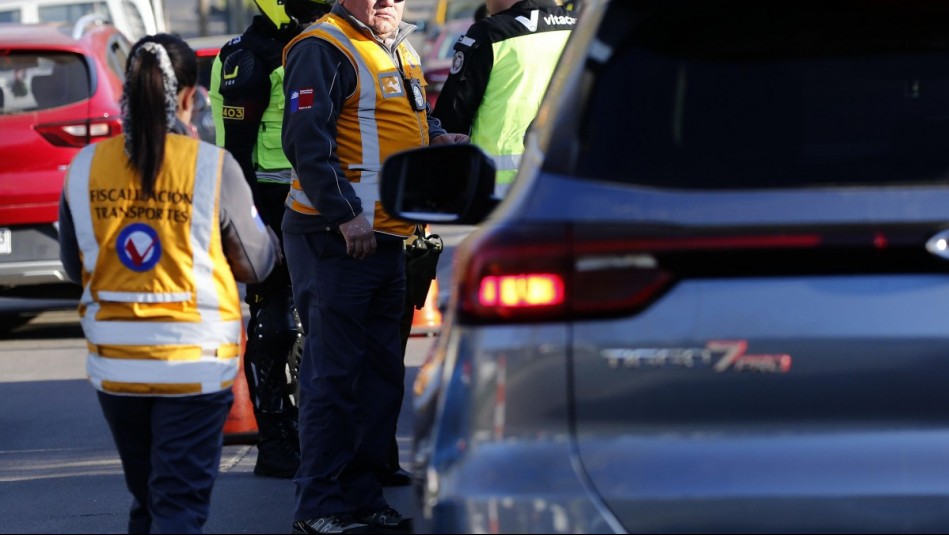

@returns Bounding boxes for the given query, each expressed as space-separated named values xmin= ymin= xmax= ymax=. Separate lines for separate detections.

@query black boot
xmin=253 ymin=412 xmax=300 ymax=479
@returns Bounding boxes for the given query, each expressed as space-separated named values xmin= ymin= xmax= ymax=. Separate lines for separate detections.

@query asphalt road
xmin=0 ymin=224 xmax=475 ymax=534
xmin=0 ymin=308 xmax=437 ymax=534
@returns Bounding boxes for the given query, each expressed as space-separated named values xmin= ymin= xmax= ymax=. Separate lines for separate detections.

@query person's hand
xmin=431 ymin=133 xmax=470 ymax=145
xmin=338 ymin=213 xmax=376 ymax=259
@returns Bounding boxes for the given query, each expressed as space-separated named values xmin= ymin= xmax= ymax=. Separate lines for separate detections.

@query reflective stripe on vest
xmin=65 ymin=136 xmax=242 ymax=396
xmin=284 ymin=15 xmax=423 ymax=237
xmin=471 ymin=29 xmax=571 ymax=196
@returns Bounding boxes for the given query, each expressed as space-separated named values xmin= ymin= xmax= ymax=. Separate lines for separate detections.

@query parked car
xmin=420 ymin=18 xmax=472 ymax=109
xmin=0 ymin=18 xmax=128 ymax=297
xmin=0 ymin=0 xmax=164 ymax=42
xmin=381 ymin=0 xmax=949 ymax=532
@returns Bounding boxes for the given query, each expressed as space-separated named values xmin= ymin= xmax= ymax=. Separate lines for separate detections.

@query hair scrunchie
xmin=120 ymin=41 xmax=179 ymax=156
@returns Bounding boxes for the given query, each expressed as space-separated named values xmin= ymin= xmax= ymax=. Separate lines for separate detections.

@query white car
xmin=0 ymin=0 xmax=164 ymax=42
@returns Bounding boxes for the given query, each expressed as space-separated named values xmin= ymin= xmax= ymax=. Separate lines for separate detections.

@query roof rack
xmin=71 ymin=13 xmax=111 ymax=39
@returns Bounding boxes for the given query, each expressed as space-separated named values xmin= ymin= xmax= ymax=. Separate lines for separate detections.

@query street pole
xmin=228 ymin=0 xmax=248 ymax=34
xmin=198 ymin=0 xmax=210 ymax=36
xmin=152 ymin=0 xmax=169 ymax=32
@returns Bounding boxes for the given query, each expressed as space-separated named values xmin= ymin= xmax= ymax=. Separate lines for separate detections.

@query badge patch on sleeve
xmin=450 ymin=51 xmax=465 ymax=75
xmin=289 ymin=88 xmax=314 ymax=112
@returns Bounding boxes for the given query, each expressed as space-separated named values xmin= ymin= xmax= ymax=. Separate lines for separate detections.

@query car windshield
xmin=0 ymin=52 xmax=90 ymax=114
xmin=576 ymin=1 xmax=949 ymax=189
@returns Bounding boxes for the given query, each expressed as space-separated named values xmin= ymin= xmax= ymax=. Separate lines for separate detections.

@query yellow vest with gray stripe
xmin=64 ymin=134 xmax=243 ymax=397
xmin=284 ymin=14 xmax=426 ymax=238
xmin=471 ymin=30 xmax=571 ymax=195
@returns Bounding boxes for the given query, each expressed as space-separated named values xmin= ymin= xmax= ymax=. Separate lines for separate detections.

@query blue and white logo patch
xmin=116 ymin=222 xmax=162 ymax=272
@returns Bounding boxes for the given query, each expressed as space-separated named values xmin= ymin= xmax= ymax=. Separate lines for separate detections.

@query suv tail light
xmin=457 ymin=223 xmax=830 ymax=324
xmin=34 ymin=118 xmax=122 ymax=147
xmin=458 ymin=223 xmax=675 ymax=324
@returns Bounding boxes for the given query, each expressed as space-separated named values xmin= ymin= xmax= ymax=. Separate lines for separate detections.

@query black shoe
xmin=377 ymin=467 xmax=412 ymax=487
xmin=291 ymin=515 xmax=368 ymax=534
xmin=253 ymin=438 xmax=300 ymax=479
xmin=356 ymin=506 xmax=412 ymax=531
xmin=254 ymin=412 xmax=300 ymax=479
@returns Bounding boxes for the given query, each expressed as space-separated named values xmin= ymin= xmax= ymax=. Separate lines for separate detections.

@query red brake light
xmin=458 ymin=223 xmax=672 ymax=323
xmin=456 ymin=224 xmax=824 ymax=325
xmin=35 ymin=118 xmax=122 ymax=147
xmin=479 ymin=274 xmax=565 ymax=308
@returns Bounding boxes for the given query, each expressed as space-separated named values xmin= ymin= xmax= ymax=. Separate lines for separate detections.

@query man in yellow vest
xmin=209 ymin=0 xmax=332 ymax=480
xmin=433 ymin=0 xmax=576 ymax=197
xmin=281 ymin=0 xmax=467 ymax=531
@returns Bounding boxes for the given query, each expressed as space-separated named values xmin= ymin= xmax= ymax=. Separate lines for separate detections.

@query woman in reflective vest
xmin=57 ymin=33 xmax=276 ymax=534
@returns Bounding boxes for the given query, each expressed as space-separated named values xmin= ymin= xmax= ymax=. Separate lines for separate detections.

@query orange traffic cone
xmin=410 ymin=277 xmax=442 ymax=337
xmin=224 ymin=325 xmax=258 ymax=445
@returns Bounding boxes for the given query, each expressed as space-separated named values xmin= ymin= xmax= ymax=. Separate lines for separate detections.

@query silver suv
xmin=382 ymin=0 xmax=949 ymax=532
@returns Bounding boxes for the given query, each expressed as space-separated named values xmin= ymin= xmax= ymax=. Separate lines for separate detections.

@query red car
xmin=0 ymin=18 xmax=129 ymax=297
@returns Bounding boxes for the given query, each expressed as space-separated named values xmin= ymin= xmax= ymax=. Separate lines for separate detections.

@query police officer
xmin=209 ymin=0 xmax=333 ymax=479
xmin=432 ymin=0 xmax=576 ymax=197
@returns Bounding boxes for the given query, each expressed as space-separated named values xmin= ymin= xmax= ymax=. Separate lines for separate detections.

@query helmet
xmin=254 ymin=0 xmax=333 ymax=31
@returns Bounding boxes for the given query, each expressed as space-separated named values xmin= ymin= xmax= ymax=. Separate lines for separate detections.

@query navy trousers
xmin=284 ymin=230 xmax=405 ymax=521
xmin=97 ymin=389 xmax=233 ymax=534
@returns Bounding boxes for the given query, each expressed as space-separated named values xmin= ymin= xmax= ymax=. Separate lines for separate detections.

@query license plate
xmin=0 ymin=228 xmax=9 ymax=255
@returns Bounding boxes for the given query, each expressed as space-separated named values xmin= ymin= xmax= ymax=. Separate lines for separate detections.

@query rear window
xmin=576 ymin=0 xmax=949 ymax=189
xmin=0 ymin=53 xmax=90 ymax=113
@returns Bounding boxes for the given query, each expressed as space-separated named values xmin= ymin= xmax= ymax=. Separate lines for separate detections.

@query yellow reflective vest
xmin=63 ymin=134 xmax=243 ymax=396
xmin=283 ymin=14 xmax=426 ymax=238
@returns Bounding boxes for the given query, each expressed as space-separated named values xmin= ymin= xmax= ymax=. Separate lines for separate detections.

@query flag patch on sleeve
xmin=289 ymin=88 xmax=314 ymax=112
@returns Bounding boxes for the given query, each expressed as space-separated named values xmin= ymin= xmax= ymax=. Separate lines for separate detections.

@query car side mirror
xmin=380 ymin=144 xmax=497 ymax=225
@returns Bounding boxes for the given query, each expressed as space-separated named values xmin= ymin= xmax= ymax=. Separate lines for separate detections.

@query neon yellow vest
xmin=209 ymin=56 xmax=291 ymax=176
xmin=471 ymin=30 xmax=570 ymax=195
xmin=64 ymin=134 xmax=243 ymax=396
xmin=257 ymin=65 xmax=289 ymax=172
xmin=283 ymin=14 xmax=427 ymax=238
